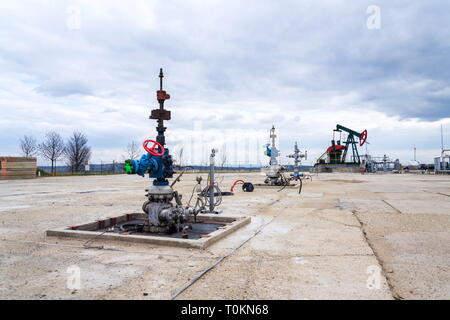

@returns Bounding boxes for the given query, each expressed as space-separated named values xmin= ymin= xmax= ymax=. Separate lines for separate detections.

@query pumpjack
xmin=315 ymin=124 xmax=367 ymax=170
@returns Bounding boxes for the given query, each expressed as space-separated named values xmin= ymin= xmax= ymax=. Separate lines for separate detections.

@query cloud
xmin=0 ymin=0 xmax=449 ymax=166
xmin=35 ymin=78 xmax=93 ymax=96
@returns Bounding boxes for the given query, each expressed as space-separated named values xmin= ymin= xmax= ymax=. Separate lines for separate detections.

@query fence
xmin=37 ymin=163 xmax=313 ymax=175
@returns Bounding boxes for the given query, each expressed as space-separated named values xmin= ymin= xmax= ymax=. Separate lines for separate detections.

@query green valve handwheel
xmin=123 ymin=160 xmax=134 ymax=174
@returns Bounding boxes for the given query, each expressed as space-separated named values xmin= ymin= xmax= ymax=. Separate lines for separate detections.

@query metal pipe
xmin=269 ymin=126 xmax=278 ymax=165
xmin=209 ymin=149 xmax=216 ymax=213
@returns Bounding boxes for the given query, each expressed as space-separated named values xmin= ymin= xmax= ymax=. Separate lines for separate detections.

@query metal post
xmin=209 ymin=149 xmax=216 ymax=213
xmin=270 ymin=126 xmax=278 ymax=165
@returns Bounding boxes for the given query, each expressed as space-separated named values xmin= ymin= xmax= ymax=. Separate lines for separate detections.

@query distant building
xmin=435 ymin=150 xmax=450 ymax=174
xmin=0 ymin=157 xmax=36 ymax=180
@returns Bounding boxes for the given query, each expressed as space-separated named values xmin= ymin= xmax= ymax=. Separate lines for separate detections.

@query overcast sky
xmin=1 ymin=0 xmax=449 ymax=166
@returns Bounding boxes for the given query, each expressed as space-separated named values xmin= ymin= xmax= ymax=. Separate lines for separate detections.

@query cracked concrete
xmin=0 ymin=172 xmax=448 ymax=299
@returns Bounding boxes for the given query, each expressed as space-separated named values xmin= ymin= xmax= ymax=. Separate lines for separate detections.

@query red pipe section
xmin=230 ymin=179 xmax=245 ymax=192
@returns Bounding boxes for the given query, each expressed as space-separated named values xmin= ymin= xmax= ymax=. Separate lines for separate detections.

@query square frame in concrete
xmin=46 ymin=213 xmax=251 ymax=249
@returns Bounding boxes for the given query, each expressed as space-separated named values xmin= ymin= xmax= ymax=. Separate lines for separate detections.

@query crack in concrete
xmin=237 ymin=253 xmax=376 ymax=263
xmin=382 ymin=200 xmax=402 ymax=214
xmin=308 ymin=210 xmax=361 ymax=228
xmin=352 ymin=210 xmax=403 ymax=300
xmin=423 ymin=189 xmax=450 ymax=198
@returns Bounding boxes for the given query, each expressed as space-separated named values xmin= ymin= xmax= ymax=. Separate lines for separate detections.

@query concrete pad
xmin=383 ymin=200 xmax=450 ymax=215
xmin=1 ymin=172 xmax=449 ymax=299
xmin=178 ymin=254 xmax=392 ymax=300
xmin=0 ymin=240 xmax=216 ymax=299
xmin=339 ymin=199 xmax=399 ymax=214
xmin=375 ymin=192 xmax=449 ymax=201
xmin=384 ymin=231 xmax=450 ymax=299
xmin=245 ymin=218 xmax=373 ymax=256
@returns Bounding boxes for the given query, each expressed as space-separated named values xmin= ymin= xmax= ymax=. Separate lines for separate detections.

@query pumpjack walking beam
xmin=335 ymin=124 xmax=367 ymax=164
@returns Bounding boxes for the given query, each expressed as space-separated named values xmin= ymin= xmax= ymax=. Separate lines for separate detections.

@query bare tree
xmin=20 ymin=135 xmax=38 ymax=157
xmin=65 ymin=131 xmax=91 ymax=173
xmin=126 ymin=140 xmax=140 ymax=160
xmin=39 ymin=131 xmax=65 ymax=175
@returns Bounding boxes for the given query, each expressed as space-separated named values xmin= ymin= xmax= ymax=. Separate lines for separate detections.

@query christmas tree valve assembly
xmin=123 ymin=69 xmax=196 ymax=234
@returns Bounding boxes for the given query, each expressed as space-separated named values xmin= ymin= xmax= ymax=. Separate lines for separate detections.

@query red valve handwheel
xmin=359 ymin=130 xmax=368 ymax=146
xmin=143 ymin=139 xmax=165 ymax=157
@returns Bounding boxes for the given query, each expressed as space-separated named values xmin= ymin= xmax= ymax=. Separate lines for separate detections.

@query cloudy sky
xmin=1 ymin=0 xmax=449 ymax=166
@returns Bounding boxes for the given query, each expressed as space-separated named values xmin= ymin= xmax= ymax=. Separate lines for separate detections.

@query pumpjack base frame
xmin=314 ymin=164 xmax=360 ymax=173
xmin=46 ymin=213 xmax=250 ymax=249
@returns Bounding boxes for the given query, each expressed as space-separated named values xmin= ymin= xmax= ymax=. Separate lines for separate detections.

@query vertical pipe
xmin=270 ymin=126 xmax=277 ymax=165
xmin=209 ymin=149 xmax=215 ymax=213
xmin=157 ymin=68 xmax=166 ymax=147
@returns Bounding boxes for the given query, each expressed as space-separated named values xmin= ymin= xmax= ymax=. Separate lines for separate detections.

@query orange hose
xmin=230 ymin=179 xmax=245 ymax=192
